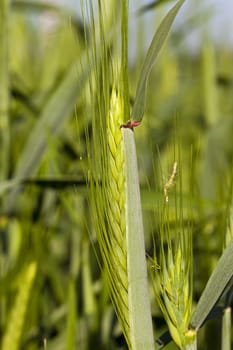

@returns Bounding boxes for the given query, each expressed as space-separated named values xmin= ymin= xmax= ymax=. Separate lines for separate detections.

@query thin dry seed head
xmin=164 ymin=161 xmax=178 ymax=203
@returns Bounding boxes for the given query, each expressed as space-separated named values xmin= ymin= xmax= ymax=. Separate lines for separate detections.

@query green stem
xmin=0 ymin=0 xmax=10 ymax=180
xmin=123 ymin=128 xmax=154 ymax=350
xmin=182 ymin=329 xmax=197 ymax=350
xmin=221 ymin=307 xmax=231 ymax=350
xmin=184 ymin=338 xmax=197 ymax=350
xmin=201 ymin=36 xmax=218 ymax=126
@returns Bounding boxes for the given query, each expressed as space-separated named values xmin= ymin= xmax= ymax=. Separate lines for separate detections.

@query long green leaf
xmin=66 ymin=278 xmax=77 ymax=350
xmin=13 ymin=62 xmax=88 ymax=178
xmin=123 ymin=128 xmax=154 ymax=350
xmin=137 ymin=0 xmax=175 ymax=14
xmin=121 ymin=0 xmax=130 ymax=121
xmin=190 ymin=238 xmax=233 ymax=330
xmin=1 ymin=262 xmax=37 ymax=350
xmin=221 ymin=307 xmax=231 ymax=350
xmin=5 ymin=49 xmax=92 ymax=211
xmin=131 ymin=0 xmax=185 ymax=122
xmin=0 ymin=0 xmax=10 ymax=180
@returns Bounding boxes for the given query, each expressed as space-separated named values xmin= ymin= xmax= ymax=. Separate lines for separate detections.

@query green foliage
xmin=0 ymin=0 xmax=10 ymax=180
xmin=0 ymin=0 xmax=233 ymax=349
xmin=1 ymin=262 xmax=37 ymax=350
xmin=123 ymin=127 xmax=154 ymax=349
xmin=191 ymin=238 xmax=233 ymax=330
xmin=131 ymin=0 xmax=185 ymax=123
xmin=151 ymin=158 xmax=195 ymax=349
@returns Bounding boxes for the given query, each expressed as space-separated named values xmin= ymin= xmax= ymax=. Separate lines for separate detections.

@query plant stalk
xmin=184 ymin=330 xmax=197 ymax=350
xmin=221 ymin=307 xmax=231 ymax=350
xmin=0 ymin=0 xmax=10 ymax=181
xmin=123 ymin=127 xmax=154 ymax=350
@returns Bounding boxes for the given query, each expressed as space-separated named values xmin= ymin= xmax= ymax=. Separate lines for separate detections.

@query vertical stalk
xmin=0 ymin=0 xmax=10 ymax=180
xmin=221 ymin=307 xmax=231 ymax=350
xmin=201 ymin=36 xmax=218 ymax=126
xmin=185 ymin=340 xmax=197 ymax=350
xmin=123 ymin=128 xmax=154 ymax=350
xmin=0 ymin=0 xmax=10 ymax=335
xmin=66 ymin=278 xmax=77 ymax=350
xmin=184 ymin=330 xmax=197 ymax=350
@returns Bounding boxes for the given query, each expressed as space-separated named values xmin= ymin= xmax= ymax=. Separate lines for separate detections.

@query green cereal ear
xmin=86 ymin=1 xmax=155 ymax=347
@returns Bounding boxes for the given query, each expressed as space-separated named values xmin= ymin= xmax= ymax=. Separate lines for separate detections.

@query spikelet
xmin=105 ymin=88 xmax=129 ymax=330
xmin=160 ymin=248 xmax=193 ymax=348
xmin=153 ymin=240 xmax=195 ymax=349
xmin=153 ymin=162 xmax=195 ymax=349
xmin=91 ymin=87 xmax=130 ymax=345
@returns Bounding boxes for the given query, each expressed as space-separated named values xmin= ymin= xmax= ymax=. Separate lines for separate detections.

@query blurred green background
xmin=0 ymin=1 xmax=233 ymax=349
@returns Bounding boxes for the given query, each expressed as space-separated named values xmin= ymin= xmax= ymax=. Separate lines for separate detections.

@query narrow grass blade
xmin=1 ymin=262 xmax=37 ymax=350
xmin=221 ymin=307 xmax=231 ymax=350
xmin=137 ymin=0 xmax=174 ymax=14
xmin=5 ymin=48 xmax=93 ymax=211
xmin=131 ymin=0 xmax=185 ymax=123
xmin=0 ymin=0 xmax=10 ymax=180
xmin=201 ymin=37 xmax=218 ymax=126
xmin=66 ymin=278 xmax=77 ymax=350
xmin=121 ymin=0 xmax=130 ymax=121
xmin=123 ymin=128 xmax=154 ymax=350
xmin=82 ymin=238 xmax=97 ymax=318
xmin=190 ymin=238 xmax=233 ymax=330
xmin=0 ymin=179 xmax=22 ymax=195
xmin=12 ymin=60 xmax=88 ymax=178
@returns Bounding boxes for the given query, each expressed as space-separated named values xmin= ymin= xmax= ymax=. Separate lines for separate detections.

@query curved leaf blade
xmin=137 ymin=0 xmax=174 ymax=15
xmin=5 ymin=48 xmax=93 ymax=211
xmin=191 ymin=238 xmax=233 ymax=330
xmin=131 ymin=0 xmax=185 ymax=122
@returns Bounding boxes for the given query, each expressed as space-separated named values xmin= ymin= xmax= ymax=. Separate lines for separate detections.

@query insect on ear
xmin=120 ymin=120 xmax=141 ymax=129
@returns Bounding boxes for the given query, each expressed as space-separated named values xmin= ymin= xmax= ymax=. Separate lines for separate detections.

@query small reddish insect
xmin=120 ymin=120 xmax=141 ymax=129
